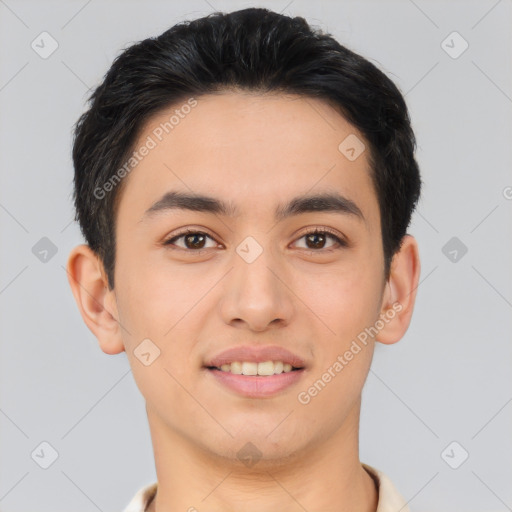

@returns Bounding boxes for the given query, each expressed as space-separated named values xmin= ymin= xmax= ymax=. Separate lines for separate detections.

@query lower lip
xmin=206 ymin=368 xmax=305 ymax=398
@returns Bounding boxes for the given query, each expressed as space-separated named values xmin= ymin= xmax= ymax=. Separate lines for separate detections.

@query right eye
xmin=162 ymin=229 xmax=219 ymax=252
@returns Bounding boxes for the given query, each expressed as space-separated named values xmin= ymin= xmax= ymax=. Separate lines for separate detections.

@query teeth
xmin=230 ymin=361 xmax=243 ymax=374
xmin=242 ymin=362 xmax=258 ymax=375
xmin=215 ymin=361 xmax=298 ymax=376
xmin=257 ymin=361 xmax=274 ymax=376
xmin=273 ymin=361 xmax=284 ymax=374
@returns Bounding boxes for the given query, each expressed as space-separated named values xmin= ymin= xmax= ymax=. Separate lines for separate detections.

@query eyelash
xmin=162 ymin=227 xmax=347 ymax=254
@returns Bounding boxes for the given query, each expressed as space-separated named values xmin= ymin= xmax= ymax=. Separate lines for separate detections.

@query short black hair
xmin=72 ymin=7 xmax=421 ymax=290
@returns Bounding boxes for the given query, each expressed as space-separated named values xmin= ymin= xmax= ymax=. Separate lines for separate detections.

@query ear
xmin=375 ymin=234 xmax=421 ymax=345
xmin=65 ymin=244 xmax=125 ymax=355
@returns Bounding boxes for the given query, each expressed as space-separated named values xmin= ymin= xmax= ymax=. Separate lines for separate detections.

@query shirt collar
xmin=123 ymin=464 xmax=409 ymax=512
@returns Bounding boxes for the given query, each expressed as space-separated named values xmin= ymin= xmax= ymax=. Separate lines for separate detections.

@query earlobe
xmin=375 ymin=235 xmax=421 ymax=345
xmin=66 ymin=244 xmax=125 ymax=355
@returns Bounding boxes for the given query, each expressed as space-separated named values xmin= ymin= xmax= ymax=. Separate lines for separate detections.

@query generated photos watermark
xmin=297 ymin=301 xmax=403 ymax=405
xmin=93 ymin=97 xmax=198 ymax=200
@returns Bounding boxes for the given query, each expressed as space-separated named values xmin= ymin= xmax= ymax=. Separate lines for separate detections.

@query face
xmin=106 ymin=92 xmax=390 ymax=464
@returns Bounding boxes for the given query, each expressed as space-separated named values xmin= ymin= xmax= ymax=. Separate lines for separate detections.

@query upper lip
xmin=205 ymin=345 xmax=306 ymax=369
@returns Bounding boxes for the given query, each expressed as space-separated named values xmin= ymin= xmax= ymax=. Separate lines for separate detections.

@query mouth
xmin=205 ymin=365 xmax=305 ymax=398
xmin=203 ymin=345 xmax=307 ymax=398
xmin=205 ymin=361 xmax=303 ymax=376
xmin=204 ymin=344 xmax=307 ymax=372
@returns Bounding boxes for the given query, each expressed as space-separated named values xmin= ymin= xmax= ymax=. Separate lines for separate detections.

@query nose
xmin=219 ymin=243 xmax=294 ymax=332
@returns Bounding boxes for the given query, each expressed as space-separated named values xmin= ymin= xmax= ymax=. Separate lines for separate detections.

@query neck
xmin=145 ymin=401 xmax=378 ymax=512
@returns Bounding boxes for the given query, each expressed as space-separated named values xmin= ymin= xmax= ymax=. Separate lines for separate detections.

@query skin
xmin=67 ymin=91 xmax=420 ymax=512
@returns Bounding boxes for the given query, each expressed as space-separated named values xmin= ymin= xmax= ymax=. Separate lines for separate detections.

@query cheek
xmin=115 ymin=249 xmax=186 ymax=332
xmin=115 ymin=271 xmax=200 ymax=406
xmin=295 ymin=258 xmax=382 ymax=343
xmin=296 ymin=267 xmax=379 ymax=410
xmin=115 ymin=257 xmax=208 ymax=379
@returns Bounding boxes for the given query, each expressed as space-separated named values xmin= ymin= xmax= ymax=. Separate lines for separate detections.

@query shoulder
xmin=122 ymin=482 xmax=157 ymax=512
xmin=362 ymin=463 xmax=410 ymax=512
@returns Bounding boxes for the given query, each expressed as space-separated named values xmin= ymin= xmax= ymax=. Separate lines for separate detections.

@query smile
xmin=208 ymin=360 xmax=301 ymax=376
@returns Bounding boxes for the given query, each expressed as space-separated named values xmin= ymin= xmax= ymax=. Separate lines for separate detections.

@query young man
xmin=67 ymin=7 xmax=421 ymax=512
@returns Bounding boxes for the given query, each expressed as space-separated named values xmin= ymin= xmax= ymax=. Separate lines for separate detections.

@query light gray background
xmin=1 ymin=0 xmax=511 ymax=511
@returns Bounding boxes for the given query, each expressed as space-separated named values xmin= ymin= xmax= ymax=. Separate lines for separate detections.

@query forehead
xmin=116 ymin=91 xmax=380 ymax=233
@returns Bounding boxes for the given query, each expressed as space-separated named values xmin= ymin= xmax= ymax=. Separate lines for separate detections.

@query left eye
xmin=294 ymin=229 xmax=346 ymax=251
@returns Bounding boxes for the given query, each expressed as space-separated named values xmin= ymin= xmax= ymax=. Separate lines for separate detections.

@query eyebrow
xmin=141 ymin=190 xmax=365 ymax=224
